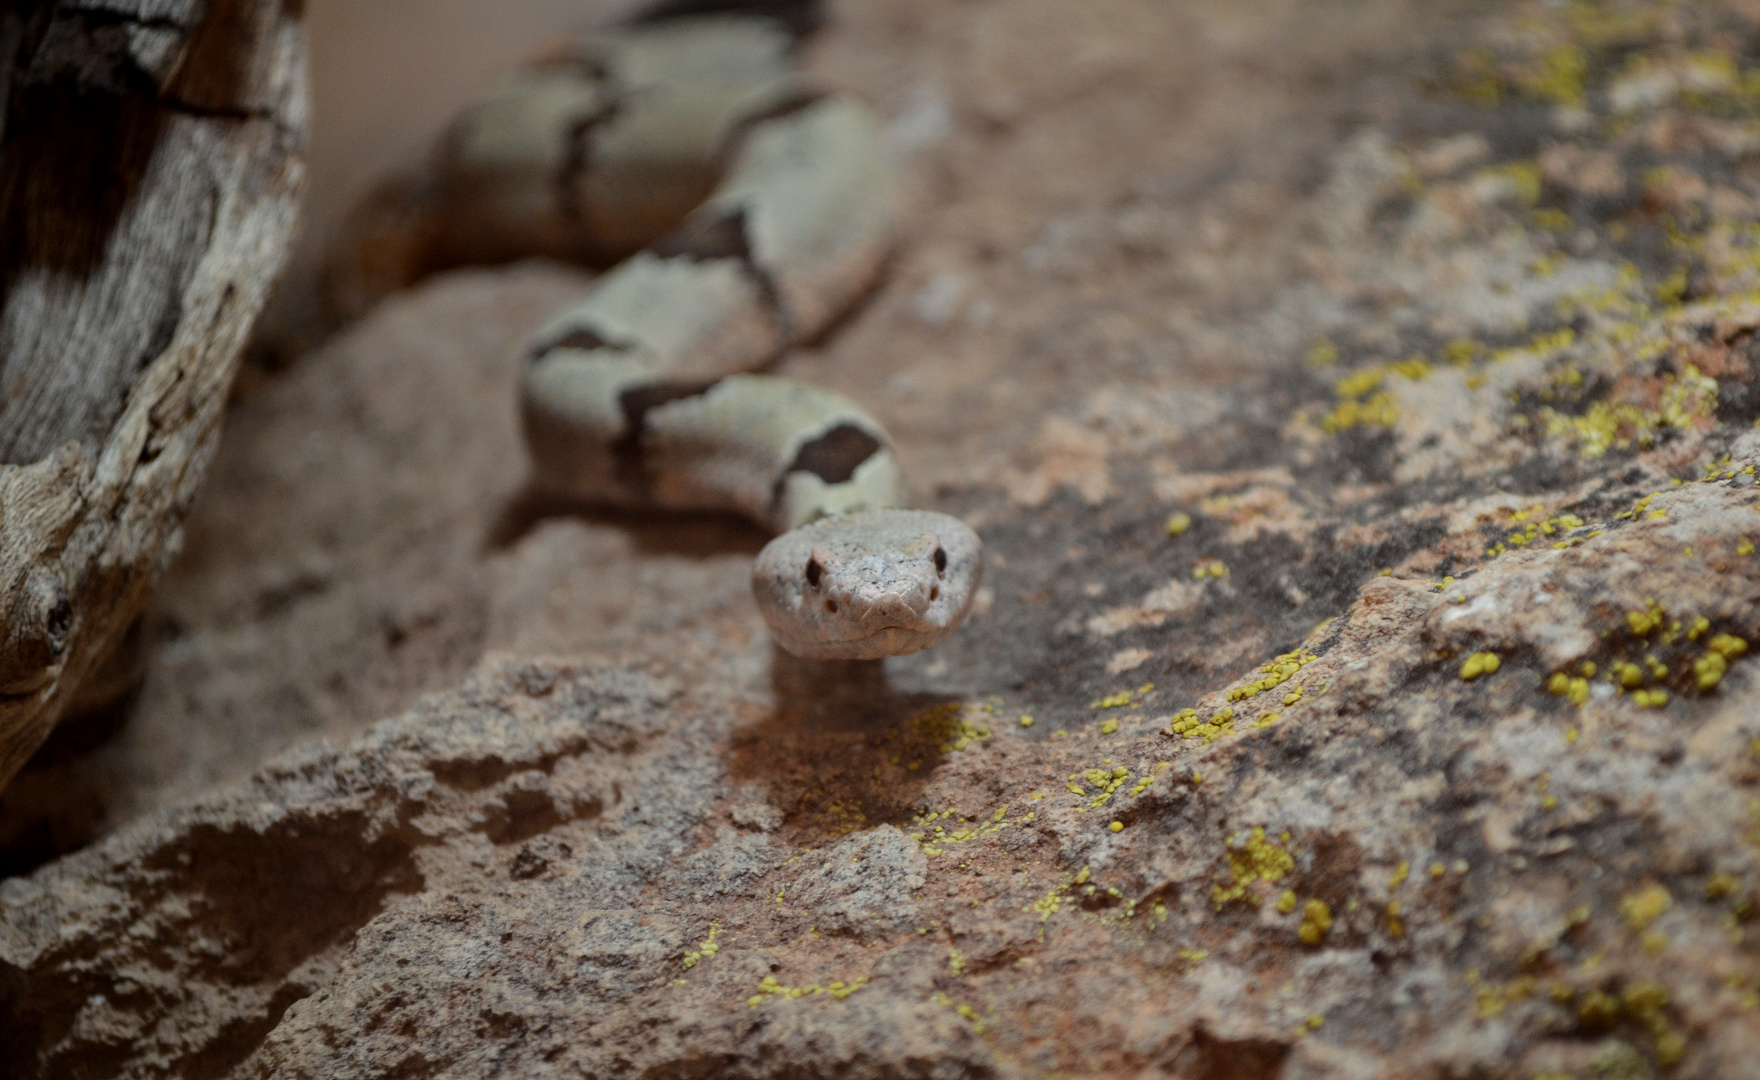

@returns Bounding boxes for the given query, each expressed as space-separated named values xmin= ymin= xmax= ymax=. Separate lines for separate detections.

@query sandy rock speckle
xmin=9 ymin=0 xmax=1760 ymax=1077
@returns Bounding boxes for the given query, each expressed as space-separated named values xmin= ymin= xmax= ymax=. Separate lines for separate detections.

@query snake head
xmin=752 ymin=508 xmax=982 ymax=660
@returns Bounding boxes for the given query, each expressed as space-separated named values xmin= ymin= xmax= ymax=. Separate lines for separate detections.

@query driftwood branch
xmin=0 ymin=0 xmax=306 ymax=790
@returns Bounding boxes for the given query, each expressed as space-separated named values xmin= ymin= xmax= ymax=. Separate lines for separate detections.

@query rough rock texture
xmin=8 ymin=0 xmax=1760 ymax=1077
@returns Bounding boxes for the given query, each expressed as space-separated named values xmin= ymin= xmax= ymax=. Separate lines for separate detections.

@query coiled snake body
xmin=338 ymin=1 xmax=981 ymax=660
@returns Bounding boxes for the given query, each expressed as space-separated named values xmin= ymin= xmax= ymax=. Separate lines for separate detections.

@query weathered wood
xmin=0 ymin=0 xmax=306 ymax=790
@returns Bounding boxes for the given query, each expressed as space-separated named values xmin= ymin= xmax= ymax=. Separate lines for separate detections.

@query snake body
xmin=339 ymin=1 xmax=981 ymax=660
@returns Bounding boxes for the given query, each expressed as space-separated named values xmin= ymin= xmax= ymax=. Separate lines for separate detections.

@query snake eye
xmin=933 ymin=547 xmax=947 ymax=575
xmin=806 ymin=558 xmax=823 ymax=588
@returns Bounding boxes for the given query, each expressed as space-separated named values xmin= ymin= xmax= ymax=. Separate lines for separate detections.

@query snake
xmin=334 ymin=0 xmax=981 ymax=660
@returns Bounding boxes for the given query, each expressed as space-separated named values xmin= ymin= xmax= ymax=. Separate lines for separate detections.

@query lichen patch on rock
xmin=9 ymin=0 xmax=1760 ymax=1076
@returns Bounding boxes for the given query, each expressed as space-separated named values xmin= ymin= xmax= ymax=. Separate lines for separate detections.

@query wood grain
xmin=0 ymin=0 xmax=306 ymax=789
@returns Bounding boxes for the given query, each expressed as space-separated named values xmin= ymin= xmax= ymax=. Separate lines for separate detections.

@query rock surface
xmin=8 ymin=0 xmax=1760 ymax=1077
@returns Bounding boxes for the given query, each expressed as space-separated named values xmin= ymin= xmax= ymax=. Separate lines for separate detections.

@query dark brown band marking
xmin=769 ymin=423 xmax=883 ymax=514
xmin=628 ymin=0 xmax=825 ymax=41
xmin=770 ymin=423 xmax=884 ymax=517
xmin=654 ymin=205 xmax=752 ymax=263
xmin=613 ymin=378 xmax=723 ymax=490
xmin=712 ymin=89 xmax=828 ymax=181
xmin=786 ymin=423 xmax=883 ymax=485
xmin=619 ymin=380 xmax=725 ymax=429
xmin=530 ymin=325 xmax=636 ymax=364
xmin=655 ymin=204 xmax=793 ymax=341
xmin=557 ymin=96 xmax=625 ymax=231
xmin=723 ymin=90 xmax=827 ymax=143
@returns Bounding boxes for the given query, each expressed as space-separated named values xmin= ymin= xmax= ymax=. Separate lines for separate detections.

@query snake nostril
xmin=826 ymin=599 xmax=838 ymax=613
xmin=806 ymin=558 xmax=823 ymax=588
xmin=934 ymin=547 xmax=946 ymax=576
xmin=930 ymin=586 xmax=939 ymax=601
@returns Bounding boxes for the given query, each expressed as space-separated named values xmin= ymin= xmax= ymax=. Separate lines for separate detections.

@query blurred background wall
xmin=265 ymin=0 xmax=629 ymax=357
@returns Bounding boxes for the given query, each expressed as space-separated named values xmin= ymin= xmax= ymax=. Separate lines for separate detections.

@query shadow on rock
xmin=484 ymin=487 xmax=771 ymax=558
xmin=722 ymin=648 xmax=971 ymax=843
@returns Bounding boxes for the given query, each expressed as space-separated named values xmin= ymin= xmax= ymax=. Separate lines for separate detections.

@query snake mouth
xmin=824 ymin=621 xmax=928 ymax=646
xmin=790 ymin=624 xmax=946 ymax=659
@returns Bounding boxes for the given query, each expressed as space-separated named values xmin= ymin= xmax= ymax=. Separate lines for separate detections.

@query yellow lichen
xmin=681 ymin=921 xmax=723 ymax=970
xmin=1165 ymin=512 xmax=1193 ymax=537
xmin=1317 ymin=358 xmax=1436 ymax=435
xmin=1298 ymin=899 xmax=1333 ymax=945
xmin=1709 ymin=633 xmax=1748 ymax=659
xmin=1092 ymin=684 xmax=1154 ymax=710
xmin=1322 ymin=391 xmax=1399 ymax=434
xmin=1544 ymin=365 xmax=1718 ymax=459
xmin=1547 ymin=671 xmax=1590 ymax=706
xmin=1626 ymin=599 xmax=1664 ymax=636
xmin=1621 ymin=885 xmax=1672 ymax=931
xmin=908 ymin=805 xmax=1018 ymax=857
xmin=1070 ymin=763 xmax=1135 ymax=810
xmin=1521 ymin=45 xmax=1586 ymax=106
xmin=1694 ymin=651 xmax=1729 ymax=690
xmin=908 ymin=702 xmax=995 ymax=754
xmin=1488 ymin=505 xmax=1594 ymax=558
xmin=1474 ymin=975 xmax=1538 ymax=1019
xmin=1211 ymin=828 xmax=1295 ymax=909
xmin=1459 ymin=652 xmax=1501 ymax=681
xmin=1028 ymin=866 xmax=1096 ymax=922
xmin=1389 ymin=861 xmax=1410 ymax=890
xmin=1226 ymin=648 xmax=1318 ymax=703
xmin=748 ymin=973 xmax=870 ymax=1007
